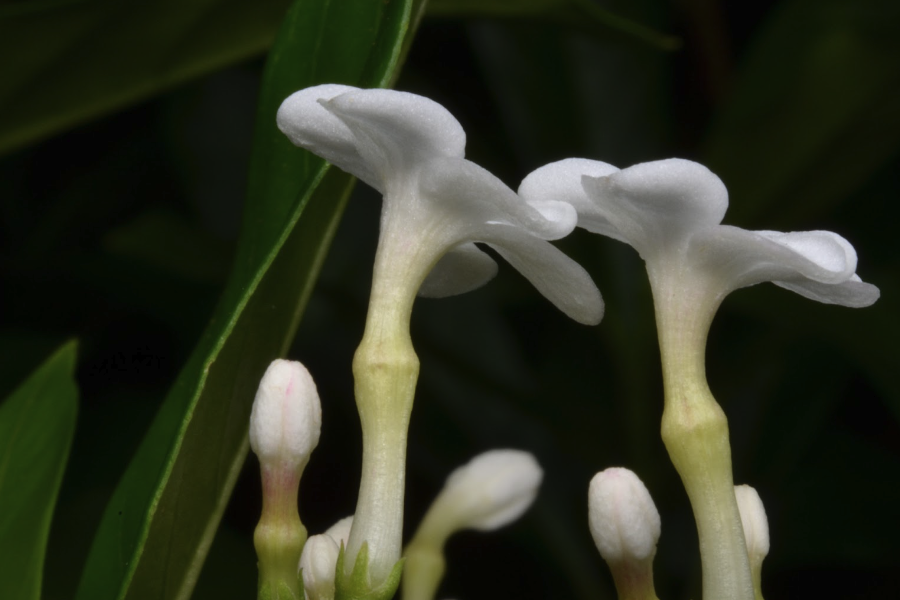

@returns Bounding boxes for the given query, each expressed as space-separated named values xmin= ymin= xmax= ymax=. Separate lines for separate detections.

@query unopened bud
xmin=300 ymin=534 xmax=340 ymax=600
xmin=250 ymin=359 xmax=322 ymax=471
xmin=250 ymin=359 xmax=322 ymax=600
xmin=735 ymin=485 xmax=769 ymax=600
xmin=325 ymin=515 xmax=354 ymax=547
xmin=588 ymin=467 xmax=660 ymax=600
xmin=437 ymin=449 xmax=543 ymax=533
xmin=403 ymin=450 xmax=542 ymax=600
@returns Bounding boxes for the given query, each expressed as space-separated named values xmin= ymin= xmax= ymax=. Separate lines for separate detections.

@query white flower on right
xmin=520 ymin=157 xmax=879 ymax=311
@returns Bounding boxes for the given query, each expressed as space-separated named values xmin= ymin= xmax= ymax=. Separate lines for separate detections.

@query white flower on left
xmin=277 ymin=85 xmax=603 ymax=324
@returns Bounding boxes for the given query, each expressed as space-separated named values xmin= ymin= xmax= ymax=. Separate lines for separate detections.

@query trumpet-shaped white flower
xmin=520 ymin=157 xmax=879 ymax=311
xmin=277 ymin=85 xmax=601 ymax=591
xmin=522 ymin=157 xmax=877 ymax=600
xmin=277 ymin=85 xmax=603 ymax=324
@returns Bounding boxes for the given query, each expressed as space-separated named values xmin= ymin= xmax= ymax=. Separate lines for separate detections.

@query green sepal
xmin=334 ymin=543 xmax=405 ymax=600
xmin=258 ymin=579 xmax=303 ymax=600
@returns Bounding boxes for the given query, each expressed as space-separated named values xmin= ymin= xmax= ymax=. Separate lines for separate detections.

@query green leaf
xmin=73 ymin=1 xmax=417 ymax=600
xmin=0 ymin=0 xmax=293 ymax=155
xmin=0 ymin=341 xmax=79 ymax=600
xmin=704 ymin=0 xmax=900 ymax=225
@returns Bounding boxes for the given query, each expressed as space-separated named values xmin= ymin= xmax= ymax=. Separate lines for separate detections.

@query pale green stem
xmin=401 ymin=493 xmax=458 ymax=600
xmin=255 ymin=465 xmax=307 ymax=600
xmin=345 ymin=197 xmax=437 ymax=586
xmin=401 ymin=542 xmax=445 ymax=600
xmin=649 ymin=261 xmax=753 ymax=600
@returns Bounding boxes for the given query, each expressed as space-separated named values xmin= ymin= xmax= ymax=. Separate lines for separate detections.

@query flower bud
xmin=588 ymin=468 xmax=660 ymax=600
xmin=250 ymin=359 xmax=322 ymax=600
xmin=403 ymin=450 xmax=542 ymax=600
xmin=325 ymin=515 xmax=353 ymax=547
xmin=735 ymin=485 xmax=769 ymax=600
xmin=437 ymin=449 xmax=543 ymax=533
xmin=300 ymin=534 xmax=340 ymax=600
xmin=250 ymin=359 xmax=322 ymax=471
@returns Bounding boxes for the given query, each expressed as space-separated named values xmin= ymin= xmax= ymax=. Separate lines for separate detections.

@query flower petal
xmin=484 ymin=225 xmax=604 ymax=325
xmin=323 ymin=89 xmax=466 ymax=189
xmin=582 ymin=158 xmax=728 ymax=258
xmin=418 ymin=242 xmax=498 ymax=298
xmin=519 ymin=158 xmax=622 ymax=239
xmin=774 ymin=275 xmax=881 ymax=308
xmin=692 ymin=227 xmax=860 ymax=290
xmin=276 ymin=84 xmax=383 ymax=191
xmin=420 ymin=157 xmax=577 ymax=240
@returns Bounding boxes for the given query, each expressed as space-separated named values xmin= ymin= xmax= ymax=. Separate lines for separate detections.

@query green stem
xmin=254 ymin=466 xmax=306 ymax=600
xmin=345 ymin=205 xmax=429 ymax=586
xmin=650 ymin=263 xmax=753 ymax=600
xmin=401 ymin=542 xmax=445 ymax=600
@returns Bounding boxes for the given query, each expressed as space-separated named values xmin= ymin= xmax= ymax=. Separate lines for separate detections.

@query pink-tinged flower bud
xmin=589 ymin=468 xmax=661 ymax=600
xmin=250 ymin=359 xmax=322 ymax=471
xmin=250 ymin=359 xmax=322 ymax=600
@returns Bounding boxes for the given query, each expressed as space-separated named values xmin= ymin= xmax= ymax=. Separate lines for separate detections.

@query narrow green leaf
xmin=0 ymin=0 xmax=293 ymax=155
xmin=74 ymin=2 xmax=416 ymax=600
xmin=704 ymin=0 xmax=900 ymax=225
xmin=0 ymin=341 xmax=78 ymax=600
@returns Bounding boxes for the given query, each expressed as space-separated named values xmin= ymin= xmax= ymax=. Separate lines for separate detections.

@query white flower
xmin=249 ymin=359 xmax=322 ymax=472
xmin=520 ymin=157 xmax=879 ymax=310
xmin=587 ymin=467 xmax=661 ymax=564
xmin=277 ymin=85 xmax=603 ymax=324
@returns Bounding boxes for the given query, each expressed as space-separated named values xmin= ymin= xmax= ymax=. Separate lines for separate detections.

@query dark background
xmin=2 ymin=0 xmax=898 ymax=598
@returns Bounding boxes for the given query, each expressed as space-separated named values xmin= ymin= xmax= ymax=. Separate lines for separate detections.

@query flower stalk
xmin=651 ymin=264 xmax=753 ymax=600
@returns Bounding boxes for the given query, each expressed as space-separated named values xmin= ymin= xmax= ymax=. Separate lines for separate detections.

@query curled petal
xmin=774 ymin=275 xmax=880 ymax=308
xmin=583 ymin=158 xmax=728 ymax=258
xmin=519 ymin=158 xmax=622 ymax=239
xmin=484 ymin=225 xmax=604 ymax=325
xmin=276 ymin=84 xmax=382 ymax=191
xmin=421 ymin=157 xmax=577 ymax=240
xmin=323 ymin=89 xmax=466 ymax=188
xmin=754 ymin=230 xmax=857 ymax=280
xmin=418 ymin=243 xmax=498 ymax=298
xmin=692 ymin=226 xmax=870 ymax=298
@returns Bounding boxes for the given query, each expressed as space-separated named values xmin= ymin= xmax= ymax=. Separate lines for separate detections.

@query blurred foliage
xmin=0 ymin=341 xmax=78 ymax=600
xmin=1 ymin=0 xmax=899 ymax=599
